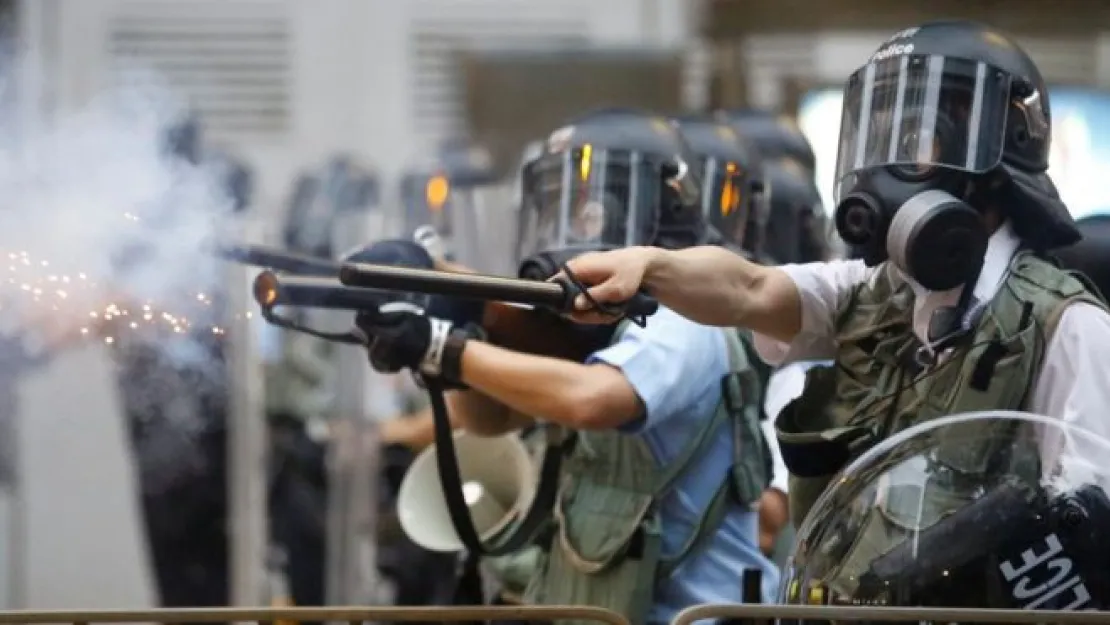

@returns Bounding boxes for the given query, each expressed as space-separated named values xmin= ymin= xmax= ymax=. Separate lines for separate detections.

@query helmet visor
xmin=834 ymin=53 xmax=1012 ymax=200
xmin=699 ymin=157 xmax=751 ymax=249
xmin=517 ymin=147 xmax=661 ymax=262
xmin=404 ymin=174 xmax=515 ymax=273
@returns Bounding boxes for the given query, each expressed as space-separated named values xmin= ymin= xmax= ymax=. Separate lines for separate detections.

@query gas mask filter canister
xmin=885 ymin=189 xmax=988 ymax=292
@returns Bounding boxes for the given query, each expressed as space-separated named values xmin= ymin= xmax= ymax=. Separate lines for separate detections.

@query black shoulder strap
xmin=425 ymin=379 xmax=565 ymax=557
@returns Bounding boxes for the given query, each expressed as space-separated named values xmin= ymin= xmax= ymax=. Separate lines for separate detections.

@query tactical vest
xmin=264 ymin=330 xmax=337 ymax=424
xmin=511 ymin=323 xmax=770 ymax=625
xmin=776 ymin=251 xmax=1107 ymax=526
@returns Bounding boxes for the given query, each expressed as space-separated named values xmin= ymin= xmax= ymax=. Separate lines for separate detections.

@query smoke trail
xmin=0 ymin=63 xmax=242 ymax=361
xmin=0 ymin=47 xmax=247 ymax=495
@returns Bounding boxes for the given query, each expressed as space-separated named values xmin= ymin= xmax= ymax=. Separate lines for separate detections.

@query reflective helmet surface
xmin=762 ymin=156 xmax=829 ymax=264
xmin=716 ymin=109 xmax=816 ymax=175
xmin=671 ymin=115 xmax=765 ymax=255
xmin=781 ymin=410 xmax=1110 ymax=620
xmin=518 ymin=108 xmax=704 ymax=262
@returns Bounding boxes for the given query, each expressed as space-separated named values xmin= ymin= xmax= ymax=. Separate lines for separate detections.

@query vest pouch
xmin=932 ymin=319 xmax=1039 ymax=476
xmin=531 ymin=476 xmax=662 ymax=625
xmin=777 ymin=364 xmax=878 ymax=525
xmin=822 ymin=501 xmax=909 ymax=600
xmin=484 ymin=545 xmax=543 ymax=598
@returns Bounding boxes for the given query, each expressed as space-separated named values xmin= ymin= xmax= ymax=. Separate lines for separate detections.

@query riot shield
xmin=781 ymin=410 xmax=1110 ymax=620
xmin=401 ymin=142 xmax=520 ymax=277
xmin=446 ymin=180 xmax=518 ymax=276
xmin=402 ymin=171 xmax=519 ymax=276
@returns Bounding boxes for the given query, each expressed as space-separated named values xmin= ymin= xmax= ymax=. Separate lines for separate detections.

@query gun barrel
xmin=253 ymin=271 xmax=386 ymax=311
xmin=218 ymin=243 xmax=341 ymax=276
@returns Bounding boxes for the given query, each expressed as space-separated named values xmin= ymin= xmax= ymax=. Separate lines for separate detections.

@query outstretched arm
xmin=644 ymin=246 xmax=804 ymax=341
xmin=565 ymin=246 xmax=805 ymax=344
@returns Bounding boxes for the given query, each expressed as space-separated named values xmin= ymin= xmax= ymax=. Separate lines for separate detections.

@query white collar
xmin=905 ymin=220 xmax=1021 ymax=344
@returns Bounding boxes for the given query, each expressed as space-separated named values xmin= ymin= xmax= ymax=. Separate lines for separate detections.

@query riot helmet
xmin=781 ymin=410 xmax=1110 ymax=619
xmin=716 ymin=109 xmax=817 ymax=176
xmin=670 ymin=115 xmax=767 ymax=258
xmin=516 ymin=108 xmax=703 ymax=280
xmin=832 ymin=21 xmax=1079 ymax=293
xmin=400 ymin=141 xmax=511 ymax=274
xmin=1053 ymin=214 xmax=1110 ymax=302
xmin=762 ymin=156 xmax=830 ymax=264
xmin=283 ymin=156 xmax=378 ymax=258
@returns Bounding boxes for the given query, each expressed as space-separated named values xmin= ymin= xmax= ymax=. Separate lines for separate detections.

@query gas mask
xmin=832 ymin=52 xmax=1013 ymax=293
xmin=835 ymin=168 xmax=989 ymax=292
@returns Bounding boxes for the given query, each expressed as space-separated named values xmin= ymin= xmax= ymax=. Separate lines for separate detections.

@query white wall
xmin=19 ymin=0 xmax=700 ymax=221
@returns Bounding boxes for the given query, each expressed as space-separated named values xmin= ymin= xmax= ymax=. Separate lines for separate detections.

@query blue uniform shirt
xmin=588 ymin=307 xmax=779 ymax=624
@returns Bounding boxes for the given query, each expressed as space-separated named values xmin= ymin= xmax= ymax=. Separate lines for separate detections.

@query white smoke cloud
xmin=0 ymin=60 xmax=243 ymax=361
xmin=0 ymin=47 xmax=247 ymax=493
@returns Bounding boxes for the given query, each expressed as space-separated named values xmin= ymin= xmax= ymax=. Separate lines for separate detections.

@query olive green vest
xmin=776 ymin=251 xmax=1107 ymax=527
xmin=504 ymin=324 xmax=769 ymax=625
xmin=264 ymin=329 xmax=337 ymax=423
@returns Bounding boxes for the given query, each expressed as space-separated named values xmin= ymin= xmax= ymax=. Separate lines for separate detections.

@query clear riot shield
xmin=403 ymin=171 xmax=520 ymax=276
xmin=320 ymin=158 xmax=385 ymax=607
xmin=780 ymin=410 xmax=1110 ymax=620
xmin=446 ymin=180 xmax=518 ymax=276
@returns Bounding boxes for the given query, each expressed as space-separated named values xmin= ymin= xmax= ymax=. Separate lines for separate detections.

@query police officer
xmin=354 ymin=108 xmax=777 ymax=623
xmin=560 ymin=22 xmax=1110 ymax=531
xmin=770 ymin=215 xmax=1110 ymax=615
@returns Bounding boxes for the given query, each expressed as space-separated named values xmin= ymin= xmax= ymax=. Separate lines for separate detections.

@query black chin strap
xmin=422 ymin=377 xmax=569 ymax=557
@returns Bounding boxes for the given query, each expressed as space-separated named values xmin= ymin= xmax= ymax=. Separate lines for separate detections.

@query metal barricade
xmin=7 ymin=604 xmax=1110 ymax=624
xmin=0 ymin=606 xmax=630 ymax=625
xmin=670 ymin=603 xmax=1110 ymax=624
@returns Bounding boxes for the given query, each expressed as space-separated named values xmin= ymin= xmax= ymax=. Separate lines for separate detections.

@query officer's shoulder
xmin=781 ymin=258 xmax=875 ymax=290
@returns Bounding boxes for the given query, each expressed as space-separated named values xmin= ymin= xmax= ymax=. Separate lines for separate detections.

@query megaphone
xmin=397 ymin=430 xmax=536 ymax=552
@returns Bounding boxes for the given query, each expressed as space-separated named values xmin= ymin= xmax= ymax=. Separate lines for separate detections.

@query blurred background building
xmin=9 ymin=0 xmax=1110 ymax=223
xmin=2 ymin=0 xmax=1110 ymax=614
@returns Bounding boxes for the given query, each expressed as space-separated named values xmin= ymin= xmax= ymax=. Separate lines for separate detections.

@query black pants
xmin=135 ymin=424 xmax=230 ymax=625
xmin=268 ymin=419 xmax=329 ymax=625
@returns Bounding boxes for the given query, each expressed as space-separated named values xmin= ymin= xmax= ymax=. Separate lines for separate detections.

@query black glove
xmin=355 ymin=303 xmax=481 ymax=386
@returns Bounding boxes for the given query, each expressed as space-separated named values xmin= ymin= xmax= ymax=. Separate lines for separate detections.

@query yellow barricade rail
xmin=672 ymin=603 xmax=1110 ymax=624
xmin=0 ymin=606 xmax=628 ymax=625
